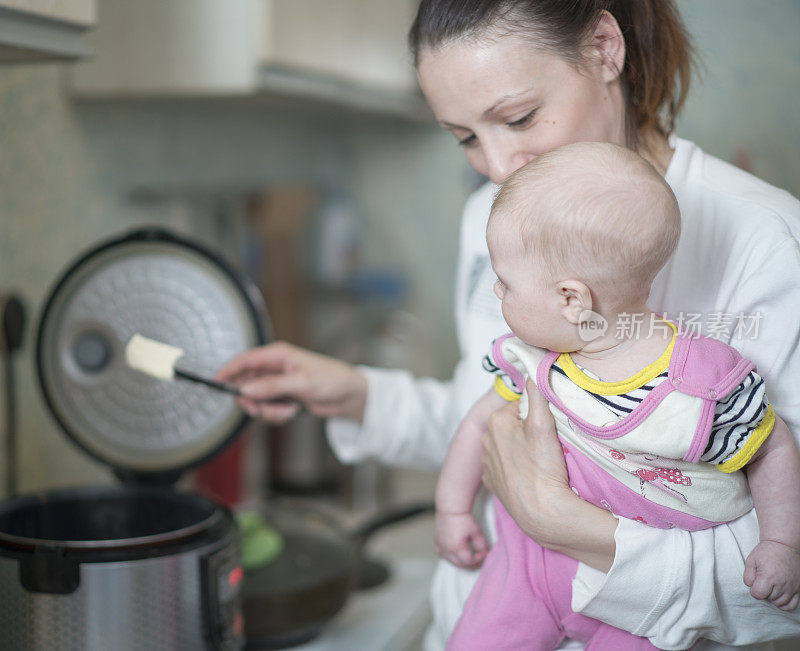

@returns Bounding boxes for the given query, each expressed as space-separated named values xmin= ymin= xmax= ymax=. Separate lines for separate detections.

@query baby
xmin=436 ymin=142 xmax=800 ymax=650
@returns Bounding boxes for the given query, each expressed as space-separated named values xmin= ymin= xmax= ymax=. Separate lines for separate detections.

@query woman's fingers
xmin=525 ymin=379 xmax=555 ymax=432
xmin=239 ymin=371 xmax=309 ymax=402
xmin=218 ymin=342 xmax=367 ymax=422
xmin=236 ymin=397 xmax=300 ymax=423
xmin=482 ymin=379 xmax=571 ymax=536
xmin=486 ymin=400 xmax=523 ymax=433
xmin=215 ymin=342 xmax=296 ymax=382
xmin=482 ymin=401 xmax=522 ymax=494
xmin=523 ymin=379 xmax=569 ymax=483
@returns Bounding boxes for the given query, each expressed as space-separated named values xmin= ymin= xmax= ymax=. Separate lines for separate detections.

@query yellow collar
xmin=556 ymin=321 xmax=677 ymax=395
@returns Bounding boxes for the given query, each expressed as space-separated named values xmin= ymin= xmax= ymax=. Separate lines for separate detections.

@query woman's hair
xmin=409 ymin=0 xmax=695 ymax=142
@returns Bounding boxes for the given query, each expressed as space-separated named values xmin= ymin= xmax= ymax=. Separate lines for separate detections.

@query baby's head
xmin=487 ymin=142 xmax=680 ymax=351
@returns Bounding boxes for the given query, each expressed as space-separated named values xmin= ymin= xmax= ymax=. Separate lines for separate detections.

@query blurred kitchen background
xmin=4 ymin=0 xmax=798 ymax=498
xmin=0 ymin=1 xmax=799 ymax=646
xmin=0 ymin=0 xmax=475 ymax=506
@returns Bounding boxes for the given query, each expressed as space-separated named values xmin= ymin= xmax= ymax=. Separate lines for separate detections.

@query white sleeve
xmin=728 ymin=237 xmax=800 ymax=440
xmin=572 ymin=510 xmax=800 ymax=649
xmin=326 ymin=365 xmax=459 ymax=470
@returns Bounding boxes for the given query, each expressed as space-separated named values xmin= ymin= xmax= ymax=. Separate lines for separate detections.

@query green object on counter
xmin=236 ymin=511 xmax=284 ymax=571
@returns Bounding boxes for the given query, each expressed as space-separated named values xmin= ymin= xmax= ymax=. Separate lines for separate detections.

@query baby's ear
xmin=558 ymin=280 xmax=592 ymax=324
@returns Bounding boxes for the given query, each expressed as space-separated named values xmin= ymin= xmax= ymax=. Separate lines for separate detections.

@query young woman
xmin=217 ymin=2 xmax=800 ymax=648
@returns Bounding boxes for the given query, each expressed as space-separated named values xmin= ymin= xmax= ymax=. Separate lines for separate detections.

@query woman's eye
xmin=506 ymin=109 xmax=537 ymax=128
xmin=458 ymin=133 xmax=478 ymax=148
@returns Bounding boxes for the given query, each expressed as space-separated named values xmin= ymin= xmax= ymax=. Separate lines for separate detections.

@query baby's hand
xmin=434 ymin=511 xmax=489 ymax=569
xmin=744 ymin=540 xmax=800 ymax=611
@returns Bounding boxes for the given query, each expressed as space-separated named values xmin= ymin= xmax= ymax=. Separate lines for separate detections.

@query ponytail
xmin=608 ymin=0 xmax=694 ymax=137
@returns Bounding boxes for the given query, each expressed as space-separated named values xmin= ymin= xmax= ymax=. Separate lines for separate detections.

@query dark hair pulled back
xmin=409 ymin=0 xmax=694 ymax=142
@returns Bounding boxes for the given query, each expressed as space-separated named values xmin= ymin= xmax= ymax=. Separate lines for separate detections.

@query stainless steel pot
xmin=0 ymin=487 xmax=241 ymax=650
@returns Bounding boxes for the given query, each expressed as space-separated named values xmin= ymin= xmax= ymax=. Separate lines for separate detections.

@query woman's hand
xmin=481 ymin=379 xmax=618 ymax=572
xmin=215 ymin=342 xmax=368 ymax=424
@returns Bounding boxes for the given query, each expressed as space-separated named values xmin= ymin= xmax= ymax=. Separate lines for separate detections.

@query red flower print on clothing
xmin=637 ymin=468 xmax=658 ymax=482
xmin=654 ymin=467 xmax=692 ymax=486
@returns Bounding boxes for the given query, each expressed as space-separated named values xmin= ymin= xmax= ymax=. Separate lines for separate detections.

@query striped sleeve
xmin=700 ymin=371 xmax=775 ymax=472
xmin=482 ymin=343 xmax=522 ymax=402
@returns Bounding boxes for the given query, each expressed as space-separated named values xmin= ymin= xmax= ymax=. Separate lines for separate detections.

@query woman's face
xmin=417 ymin=34 xmax=626 ymax=184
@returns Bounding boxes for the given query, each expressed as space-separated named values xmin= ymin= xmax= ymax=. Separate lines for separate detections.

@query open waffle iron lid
xmin=36 ymin=228 xmax=268 ymax=480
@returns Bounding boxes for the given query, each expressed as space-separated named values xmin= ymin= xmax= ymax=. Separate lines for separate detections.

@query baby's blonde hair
xmin=490 ymin=142 xmax=680 ymax=308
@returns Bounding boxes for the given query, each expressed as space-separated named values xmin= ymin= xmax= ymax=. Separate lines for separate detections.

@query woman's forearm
xmin=536 ymin=492 xmax=618 ymax=572
xmin=328 ymin=368 xmax=461 ymax=470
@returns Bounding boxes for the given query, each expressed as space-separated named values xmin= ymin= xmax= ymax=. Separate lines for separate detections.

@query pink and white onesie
xmin=448 ymin=326 xmax=775 ymax=650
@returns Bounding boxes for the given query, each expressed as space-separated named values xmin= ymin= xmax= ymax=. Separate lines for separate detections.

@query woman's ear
xmin=591 ymin=10 xmax=626 ymax=83
xmin=558 ymin=280 xmax=593 ymax=324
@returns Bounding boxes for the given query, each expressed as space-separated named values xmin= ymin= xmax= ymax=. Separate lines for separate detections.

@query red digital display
xmin=228 ymin=566 xmax=243 ymax=588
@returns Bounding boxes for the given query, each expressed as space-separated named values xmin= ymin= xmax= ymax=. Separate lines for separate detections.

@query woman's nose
xmin=483 ymin=142 xmax=535 ymax=184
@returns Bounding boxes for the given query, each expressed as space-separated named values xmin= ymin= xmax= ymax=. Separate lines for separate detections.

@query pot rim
xmin=0 ymin=486 xmax=224 ymax=551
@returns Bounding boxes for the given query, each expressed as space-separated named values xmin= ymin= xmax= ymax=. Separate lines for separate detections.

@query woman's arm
xmin=481 ymin=380 xmax=618 ymax=571
xmin=217 ymin=341 xmax=476 ymax=469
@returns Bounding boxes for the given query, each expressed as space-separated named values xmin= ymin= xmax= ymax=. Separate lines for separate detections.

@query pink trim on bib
xmin=492 ymin=333 xmax=526 ymax=394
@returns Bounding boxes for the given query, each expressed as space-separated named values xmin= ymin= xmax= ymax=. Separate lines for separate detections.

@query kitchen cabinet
xmin=0 ymin=0 xmax=94 ymax=25
xmin=69 ymin=0 xmax=429 ymax=121
xmin=0 ymin=0 xmax=95 ymax=62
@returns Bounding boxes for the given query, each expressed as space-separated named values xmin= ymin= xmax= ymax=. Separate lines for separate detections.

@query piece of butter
xmin=125 ymin=334 xmax=185 ymax=381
